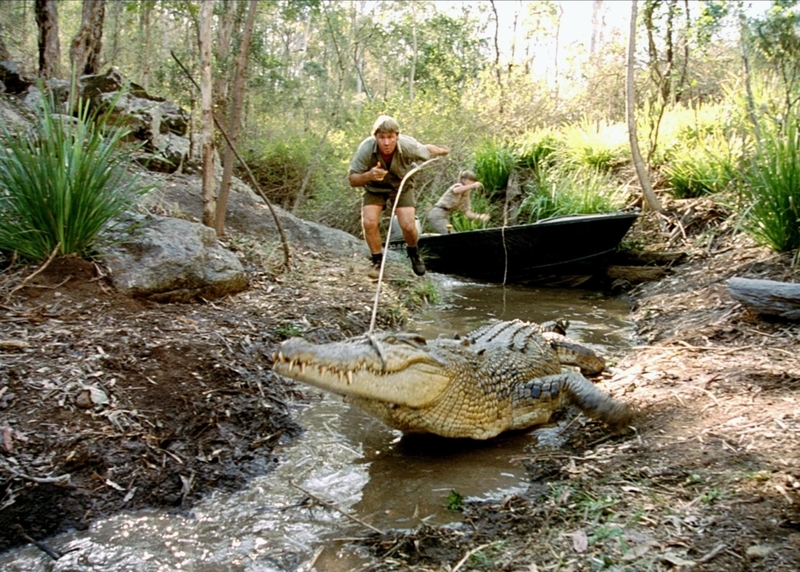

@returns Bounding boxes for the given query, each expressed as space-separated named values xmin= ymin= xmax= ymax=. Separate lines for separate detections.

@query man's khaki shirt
xmin=349 ymin=134 xmax=431 ymax=194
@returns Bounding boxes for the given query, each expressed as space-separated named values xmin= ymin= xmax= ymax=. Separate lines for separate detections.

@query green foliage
xmin=662 ymin=134 xmax=740 ymax=198
xmin=449 ymin=188 xmax=493 ymax=232
xmin=445 ymin=489 xmax=464 ymax=512
xmin=275 ymin=322 xmax=304 ymax=339
xmin=404 ymin=279 xmax=441 ymax=307
xmin=559 ymin=118 xmax=630 ymax=171
xmin=0 ymin=94 xmax=151 ymax=262
xmin=517 ymin=164 xmax=626 ymax=223
xmin=472 ymin=139 xmax=515 ymax=194
xmin=733 ymin=117 xmax=800 ymax=253
xmin=513 ymin=128 xmax=559 ymax=172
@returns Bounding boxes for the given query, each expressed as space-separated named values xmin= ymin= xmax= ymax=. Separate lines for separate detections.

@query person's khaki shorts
xmin=362 ymin=188 xmax=416 ymax=209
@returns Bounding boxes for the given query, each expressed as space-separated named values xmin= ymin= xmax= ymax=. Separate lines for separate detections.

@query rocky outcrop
xmin=99 ymin=213 xmax=248 ymax=303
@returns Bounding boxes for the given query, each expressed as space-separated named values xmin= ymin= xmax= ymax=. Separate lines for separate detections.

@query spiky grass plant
xmin=517 ymin=164 xmax=626 ymax=223
xmin=449 ymin=189 xmax=493 ymax=232
xmin=472 ymin=138 xmax=515 ymax=194
xmin=735 ymin=119 xmax=800 ymax=252
xmin=559 ymin=117 xmax=629 ymax=171
xmin=0 ymin=93 xmax=152 ymax=261
xmin=513 ymin=128 xmax=559 ymax=172
xmin=662 ymin=134 xmax=741 ymax=199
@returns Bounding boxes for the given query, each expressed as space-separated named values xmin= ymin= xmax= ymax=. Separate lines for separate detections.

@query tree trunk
xmin=35 ymin=0 xmax=60 ymax=79
xmin=409 ymin=2 xmax=417 ymax=103
xmin=69 ymin=0 xmax=105 ymax=77
xmin=213 ymin=0 xmax=238 ymax=124
xmin=489 ymin=0 xmax=504 ymax=114
xmin=139 ymin=2 xmax=152 ymax=90
xmin=727 ymin=277 xmax=800 ymax=320
xmin=626 ymin=0 xmax=662 ymax=213
xmin=199 ymin=0 xmax=216 ymax=229
xmin=216 ymin=0 xmax=258 ymax=237
xmin=0 ymin=22 xmax=10 ymax=61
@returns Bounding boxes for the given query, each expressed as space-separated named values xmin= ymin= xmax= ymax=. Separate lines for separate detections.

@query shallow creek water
xmin=1 ymin=277 xmax=634 ymax=572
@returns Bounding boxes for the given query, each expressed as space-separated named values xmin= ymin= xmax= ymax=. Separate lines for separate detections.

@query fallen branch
xmin=13 ymin=524 xmax=63 ymax=561
xmin=3 ymin=243 xmax=61 ymax=303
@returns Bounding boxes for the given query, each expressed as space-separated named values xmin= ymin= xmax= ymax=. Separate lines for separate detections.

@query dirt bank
xmin=1 ymin=195 xmax=799 ymax=571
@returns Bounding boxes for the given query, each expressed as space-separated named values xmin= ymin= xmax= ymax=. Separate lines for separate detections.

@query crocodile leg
xmin=512 ymin=372 xmax=633 ymax=431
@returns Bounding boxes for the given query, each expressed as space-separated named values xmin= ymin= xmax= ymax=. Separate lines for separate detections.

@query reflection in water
xmin=0 ymin=278 xmax=632 ymax=571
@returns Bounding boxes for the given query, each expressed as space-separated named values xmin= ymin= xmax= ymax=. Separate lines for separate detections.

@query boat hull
xmin=413 ymin=212 xmax=639 ymax=284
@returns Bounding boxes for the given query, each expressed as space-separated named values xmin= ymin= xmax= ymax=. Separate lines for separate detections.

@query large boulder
xmin=99 ymin=213 xmax=248 ymax=303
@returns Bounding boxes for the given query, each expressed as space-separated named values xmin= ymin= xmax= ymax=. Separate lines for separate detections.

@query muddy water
xmin=0 ymin=278 xmax=633 ymax=572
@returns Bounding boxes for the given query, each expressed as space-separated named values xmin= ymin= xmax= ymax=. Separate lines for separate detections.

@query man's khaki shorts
xmin=362 ymin=188 xmax=416 ymax=209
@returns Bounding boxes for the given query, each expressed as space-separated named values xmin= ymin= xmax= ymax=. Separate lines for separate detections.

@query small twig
xmin=13 ymin=524 xmax=64 ymax=561
xmin=4 ymin=243 xmax=61 ymax=302
xmin=452 ymin=542 xmax=500 ymax=572
xmin=289 ymin=480 xmax=384 ymax=535
xmin=696 ymin=542 xmax=727 ymax=564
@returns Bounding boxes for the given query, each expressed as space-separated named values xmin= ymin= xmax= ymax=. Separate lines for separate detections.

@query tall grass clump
xmin=517 ymin=164 xmax=626 ymax=223
xmin=0 ymin=94 xmax=151 ymax=262
xmin=513 ymin=128 xmax=559 ymax=172
xmin=734 ymin=119 xmax=800 ymax=252
xmin=472 ymin=138 xmax=515 ymax=193
xmin=559 ymin=117 xmax=629 ymax=171
xmin=661 ymin=133 xmax=741 ymax=198
xmin=448 ymin=188 xmax=493 ymax=232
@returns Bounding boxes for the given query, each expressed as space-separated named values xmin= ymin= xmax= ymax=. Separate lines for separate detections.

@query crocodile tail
xmin=561 ymin=372 xmax=633 ymax=430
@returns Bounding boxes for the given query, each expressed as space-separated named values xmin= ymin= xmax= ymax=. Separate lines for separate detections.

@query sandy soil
xmin=1 ymin=193 xmax=798 ymax=571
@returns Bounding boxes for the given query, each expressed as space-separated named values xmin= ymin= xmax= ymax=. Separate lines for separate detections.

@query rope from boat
xmin=368 ymin=157 xmax=441 ymax=335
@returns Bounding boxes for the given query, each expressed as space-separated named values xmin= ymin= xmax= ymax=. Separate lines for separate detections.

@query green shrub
xmin=517 ymin=164 xmax=626 ymax=223
xmin=559 ymin=117 xmax=629 ymax=171
xmin=472 ymin=138 xmax=515 ymax=193
xmin=661 ymin=134 xmax=740 ymax=198
xmin=448 ymin=188 xmax=493 ymax=232
xmin=513 ymin=128 xmax=559 ymax=172
xmin=734 ymin=119 xmax=800 ymax=253
xmin=0 ymin=94 xmax=151 ymax=262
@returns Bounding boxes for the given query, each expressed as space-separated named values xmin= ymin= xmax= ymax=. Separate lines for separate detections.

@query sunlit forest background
xmin=1 ymin=0 xmax=798 ymax=256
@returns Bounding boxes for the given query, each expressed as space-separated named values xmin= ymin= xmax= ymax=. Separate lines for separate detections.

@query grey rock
xmin=99 ymin=213 xmax=248 ymax=303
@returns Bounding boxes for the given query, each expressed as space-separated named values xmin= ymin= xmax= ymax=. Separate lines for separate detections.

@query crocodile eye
xmin=401 ymin=335 xmax=428 ymax=348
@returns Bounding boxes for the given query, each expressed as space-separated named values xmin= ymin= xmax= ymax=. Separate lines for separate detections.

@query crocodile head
xmin=273 ymin=332 xmax=455 ymax=408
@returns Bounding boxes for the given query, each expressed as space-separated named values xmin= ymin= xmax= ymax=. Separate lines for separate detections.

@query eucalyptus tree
xmin=35 ymin=0 xmax=60 ymax=79
xmin=69 ymin=0 xmax=105 ymax=76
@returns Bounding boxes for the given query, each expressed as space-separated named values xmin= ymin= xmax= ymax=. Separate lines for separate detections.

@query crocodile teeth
xmin=319 ymin=366 xmax=327 ymax=376
xmin=346 ymin=370 xmax=353 ymax=385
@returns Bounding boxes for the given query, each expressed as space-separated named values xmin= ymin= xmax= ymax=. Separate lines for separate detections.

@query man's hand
xmin=426 ymin=144 xmax=450 ymax=157
xmin=369 ymin=162 xmax=388 ymax=181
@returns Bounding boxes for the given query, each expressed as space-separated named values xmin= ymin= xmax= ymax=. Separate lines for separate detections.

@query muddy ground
xmin=1 ymin=189 xmax=799 ymax=571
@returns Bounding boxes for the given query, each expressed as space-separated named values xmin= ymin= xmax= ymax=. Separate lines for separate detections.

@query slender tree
xmin=0 ymin=22 xmax=10 ymax=61
xmin=216 ymin=0 xmax=259 ymax=236
xmin=626 ymin=0 xmax=662 ymax=213
xmin=35 ymin=0 xmax=60 ymax=79
xmin=199 ymin=0 xmax=215 ymax=228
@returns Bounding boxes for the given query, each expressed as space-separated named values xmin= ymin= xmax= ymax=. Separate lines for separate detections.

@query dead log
xmin=606 ymin=266 xmax=667 ymax=283
xmin=727 ymin=277 xmax=800 ymax=320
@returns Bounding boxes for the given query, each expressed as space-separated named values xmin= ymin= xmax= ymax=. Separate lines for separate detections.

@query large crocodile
xmin=272 ymin=319 xmax=633 ymax=439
